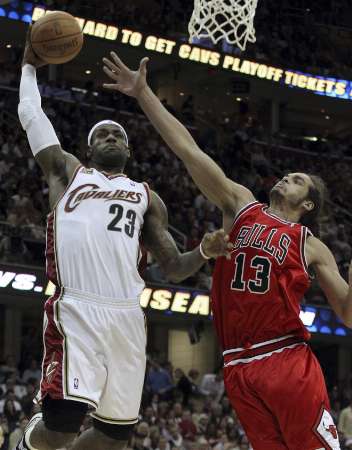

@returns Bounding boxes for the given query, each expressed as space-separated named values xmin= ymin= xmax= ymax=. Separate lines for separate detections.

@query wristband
xmin=199 ymin=242 xmax=211 ymax=260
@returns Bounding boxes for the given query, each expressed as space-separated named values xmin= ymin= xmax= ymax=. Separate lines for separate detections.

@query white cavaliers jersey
xmin=46 ymin=166 xmax=150 ymax=300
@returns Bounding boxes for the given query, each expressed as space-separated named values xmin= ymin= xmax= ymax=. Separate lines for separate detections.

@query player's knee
xmin=42 ymin=395 xmax=88 ymax=434
xmin=93 ymin=417 xmax=133 ymax=447
xmin=43 ymin=428 xmax=76 ymax=448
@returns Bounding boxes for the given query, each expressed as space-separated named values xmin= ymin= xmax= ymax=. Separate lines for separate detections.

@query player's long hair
xmin=299 ymin=174 xmax=327 ymax=237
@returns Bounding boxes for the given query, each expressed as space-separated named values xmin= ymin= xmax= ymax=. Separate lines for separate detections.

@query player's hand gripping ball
xmin=30 ymin=11 xmax=83 ymax=64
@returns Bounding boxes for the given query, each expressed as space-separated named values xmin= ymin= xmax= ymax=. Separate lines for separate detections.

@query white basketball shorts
xmin=39 ymin=287 xmax=147 ymax=425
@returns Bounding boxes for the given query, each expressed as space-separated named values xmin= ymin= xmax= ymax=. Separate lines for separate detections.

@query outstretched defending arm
xmin=306 ymin=236 xmax=352 ymax=327
xmin=102 ymin=53 xmax=255 ymax=217
xmin=142 ymin=191 xmax=233 ymax=283
xmin=18 ymin=34 xmax=80 ymax=208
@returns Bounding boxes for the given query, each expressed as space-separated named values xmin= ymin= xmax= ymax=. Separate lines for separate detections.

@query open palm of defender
xmin=103 ymin=52 xmax=149 ymax=97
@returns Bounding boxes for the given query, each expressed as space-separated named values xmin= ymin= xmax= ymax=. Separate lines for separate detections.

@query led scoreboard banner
xmin=0 ymin=264 xmax=350 ymax=337
xmin=0 ymin=3 xmax=352 ymax=100
xmin=31 ymin=7 xmax=352 ymax=101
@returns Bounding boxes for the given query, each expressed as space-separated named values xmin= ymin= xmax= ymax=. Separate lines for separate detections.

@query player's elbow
xmin=164 ymin=270 xmax=184 ymax=284
xmin=339 ymin=306 xmax=352 ymax=329
xmin=162 ymin=262 xmax=185 ymax=284
xmin=341 ymin=315 xmax=352 ymax=329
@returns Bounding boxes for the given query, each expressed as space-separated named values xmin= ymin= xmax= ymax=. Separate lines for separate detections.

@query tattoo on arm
xmin=142 ymin=191 xmax=206 ymax=283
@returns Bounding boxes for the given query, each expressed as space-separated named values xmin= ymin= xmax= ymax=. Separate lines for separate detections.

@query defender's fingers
xmin=139 ymin=57 xmax=149 ymax=72
xmin=110 ymin=52 xmax=129 ymax=71
xmin=103 ymin=66 xmax=120 ymax=81
xmin=103 ymin=57 xmax=120 ymax=73
xmin=103 ymin=61 xmax=120 ymax=76
xmin=103 ymin=83 xmax=120 ymax=90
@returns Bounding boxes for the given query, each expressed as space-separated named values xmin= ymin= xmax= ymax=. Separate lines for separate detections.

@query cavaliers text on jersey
xmin=46 ymin=166 xmax=149 ymax=299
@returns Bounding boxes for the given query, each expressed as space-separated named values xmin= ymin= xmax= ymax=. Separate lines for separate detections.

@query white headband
xmin=87 ymin=120 xmax=129 ymax=147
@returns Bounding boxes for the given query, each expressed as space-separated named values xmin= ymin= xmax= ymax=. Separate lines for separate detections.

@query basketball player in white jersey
xmin=15 ymin=38 xmax=232 ymax=450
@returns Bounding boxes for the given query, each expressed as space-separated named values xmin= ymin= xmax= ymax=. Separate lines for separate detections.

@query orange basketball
xmin=30 ymin=11 xmax=83 ymax=64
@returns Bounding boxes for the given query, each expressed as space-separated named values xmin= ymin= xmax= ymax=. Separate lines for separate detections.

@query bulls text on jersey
xmin=234 ymin=223 xmax=292 ymax=265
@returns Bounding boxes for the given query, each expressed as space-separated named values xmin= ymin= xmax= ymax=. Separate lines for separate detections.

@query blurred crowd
xmin=2 ymin=353 xmax=352 ymax=450
xmin=32 ymin=0 xmax=352 ymax=78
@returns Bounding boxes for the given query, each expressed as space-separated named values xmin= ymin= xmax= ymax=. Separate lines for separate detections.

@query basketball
xmin=30 ymin=11 xmax=83 ymax=64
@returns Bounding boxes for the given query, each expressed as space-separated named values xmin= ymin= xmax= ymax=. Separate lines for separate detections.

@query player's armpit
xmin=307 ymin=236 xmax=352 ymax=327
xmin=36 ymin=147 xmax=81 ymax=209
xmin=141 ymin=190 xmax=206 ymax=283
xmin=35 ymin=146 xmax=78 ymax=178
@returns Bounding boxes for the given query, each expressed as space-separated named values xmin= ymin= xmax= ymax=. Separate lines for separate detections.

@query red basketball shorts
xmin=224 ymin=344 xmax=340 ymax=450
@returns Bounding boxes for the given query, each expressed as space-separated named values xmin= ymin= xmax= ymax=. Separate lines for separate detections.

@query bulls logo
xmin=325 ymin=424 xmax=338 ymax=440
xmin=315 ymin=407 xmax=340 ymax=449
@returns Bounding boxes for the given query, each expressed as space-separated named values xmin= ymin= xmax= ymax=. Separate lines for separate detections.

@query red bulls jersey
xmin=211 ymin=202 xmax=312 ymax=354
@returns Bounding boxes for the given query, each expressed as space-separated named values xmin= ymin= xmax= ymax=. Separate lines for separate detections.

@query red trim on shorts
xmin=46 ymin=210 xmax=60 ymax=286
xmin=223 ymin=335 xmax=305 ymax=365
xmin=40 ymin=288 xmax=65 ymax=401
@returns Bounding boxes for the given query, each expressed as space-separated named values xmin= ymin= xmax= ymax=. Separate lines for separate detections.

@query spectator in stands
xmin=339 ymin=399 xmax=352 ymax=445
xmin=20 ymin=383 xmax=37 ymax=418
xmin=3 ymin=399 xmax=21 ymax=432
xmin=132 ymin=421 xmax=150 ymax=450
xmin=164 ymin=422 xmax=183 ymax=449
xmin=8 ymin=417 xmax=29 ymax=450
xmin=146 ymin=360 xmax=174 ymax=401
xmin=174 ymin=368 xmax=200 ymax=406
xmin=178 ymin=409 xmax=197 ymax=442
xmin=157 ymin=435 xmax=170 ymax=450
xmin=21 ymin=359 xmax=41 ymax=384
xmin=143 ymin=405 xmax=157 ymax=426
xmin=0 ymin=356 xmax=17 ymax=382
xmin=0 ymin=416 xmax=9 ymax=450
xmin=199 ymin=369 xmax=225 ymax=402
xmin=0 ymin=390 xmax=22 ymax=416
xmin=1 ymin=375 xmax=25 ymax=400
xmin=0 ymin=426 xmax=3 ymax=450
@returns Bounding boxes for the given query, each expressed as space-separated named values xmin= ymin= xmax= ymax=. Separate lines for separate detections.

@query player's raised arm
xmin=306 ymin=236 xmax=352 ymax=327
xmin=142 ymin=190 xmax=233 ymax=283
xmin=102 ymin=53 xmax=255 ymax=216
xmin=18 ymin=32 xmax=80 ymax=208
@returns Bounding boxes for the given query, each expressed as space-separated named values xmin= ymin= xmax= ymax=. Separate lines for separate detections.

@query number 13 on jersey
xmin=231 ymin=253 xmax=272 ymax=294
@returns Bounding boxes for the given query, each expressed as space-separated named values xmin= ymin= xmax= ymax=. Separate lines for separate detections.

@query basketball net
xmin=188 ymin=0 xmax=258 ymax=51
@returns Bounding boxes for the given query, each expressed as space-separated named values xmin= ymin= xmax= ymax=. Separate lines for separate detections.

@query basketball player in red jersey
xmin=15 ymin=37 xmax=232 ymax=450
xmin=102 ymin=52 xmax=351 ymax=450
